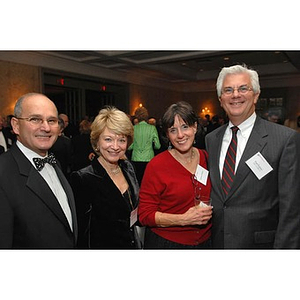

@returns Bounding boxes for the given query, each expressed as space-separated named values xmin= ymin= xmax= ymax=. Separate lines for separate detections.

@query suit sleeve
xmin=275 ymin=130 xmax=300 ymax=248
xmin=0 ymin=187 xmax=14 ymax=248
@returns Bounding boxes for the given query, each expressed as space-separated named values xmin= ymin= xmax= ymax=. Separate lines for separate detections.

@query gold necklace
xmin=99 ymin=156 xmax=121 ymax=175
xmin=173 ymin=148 xmax=195 ymax=164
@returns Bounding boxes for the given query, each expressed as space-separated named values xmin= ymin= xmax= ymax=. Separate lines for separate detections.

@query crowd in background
xmin=1 ymin=109 xmax=300 ymax=164
xmin=1 ymin=70 xmax=300 ymax=250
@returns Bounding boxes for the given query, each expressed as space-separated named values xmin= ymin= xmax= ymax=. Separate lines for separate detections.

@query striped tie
xmin=222 ymin=126 xmax=239 ymax=195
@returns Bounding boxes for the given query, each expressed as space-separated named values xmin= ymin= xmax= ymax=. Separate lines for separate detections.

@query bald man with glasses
xmin=0 ymin=93 xmax=77 ymax=249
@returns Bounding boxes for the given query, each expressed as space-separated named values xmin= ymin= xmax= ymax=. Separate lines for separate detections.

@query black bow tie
xmin=33 ymin=153 xmax=57 ymax=171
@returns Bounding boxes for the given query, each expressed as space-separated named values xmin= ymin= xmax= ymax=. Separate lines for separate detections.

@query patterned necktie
xmin=33 ymin=152 xmax=57 ymax=171
xmin=222 ymin=126 xmax=239 ymax=195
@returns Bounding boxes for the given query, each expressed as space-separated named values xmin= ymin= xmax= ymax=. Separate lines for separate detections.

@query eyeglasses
xmin=222 ymin=85 xmax=253 ymax=96
xmin=17 ymin=117 xmax=59 ymax=127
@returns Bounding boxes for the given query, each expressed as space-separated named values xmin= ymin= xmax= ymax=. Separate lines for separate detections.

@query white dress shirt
xmin=16 ymin=141 xmax=73 ymax=231
xmin=219 ymin=112 xmax=256 ymax=178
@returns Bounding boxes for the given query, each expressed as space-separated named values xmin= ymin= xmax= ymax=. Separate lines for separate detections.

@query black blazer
xmin=206 ymin=116 xmax=300 ymax=249
xmin=70 ymin=157 xmax=140 ymax=249
xmin=0 ymin=143 xmax=78 ymax=249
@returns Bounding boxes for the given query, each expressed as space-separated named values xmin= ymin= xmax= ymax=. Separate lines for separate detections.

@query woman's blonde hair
xmin=90 ymin=106 xmax=134 ymax=155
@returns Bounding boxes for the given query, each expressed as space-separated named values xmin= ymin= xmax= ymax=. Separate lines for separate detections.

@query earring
xmin=168 ymin=141 xmax=172 ymax=150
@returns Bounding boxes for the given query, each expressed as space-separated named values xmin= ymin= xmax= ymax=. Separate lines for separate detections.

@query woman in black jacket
xmin=70 ymin=106 xmax=142 ymax=249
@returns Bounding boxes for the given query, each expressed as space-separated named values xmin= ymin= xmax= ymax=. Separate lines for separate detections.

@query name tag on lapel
xmin=245 ymin=152 xmax=273 ymax=180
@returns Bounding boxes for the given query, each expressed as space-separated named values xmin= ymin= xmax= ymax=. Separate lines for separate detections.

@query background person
xmin=0 ymin=93 xmax=77 ymax=248
xmin=50 ymin=116 xmax=73 ymax=180
xmin=71 ymin=119 xmax=94 ymax=172
xmin=138 ymin=101 xmax=212 ymax=249
xmin=128 ymin=106 xmax=161 ymax=185
xmin=0 ymin=115 xmax=14 ymax=153
xmin=59 ymin=113 xmax=78 ymax=138
xmin=70 ymin=106 xmax=142 ymax=249
xmin=205 ymin=64 xmax=300 ymax=249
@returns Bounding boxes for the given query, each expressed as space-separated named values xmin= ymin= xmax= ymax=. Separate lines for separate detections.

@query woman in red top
xmin=138 ymin=101 xmax=212 ymax=249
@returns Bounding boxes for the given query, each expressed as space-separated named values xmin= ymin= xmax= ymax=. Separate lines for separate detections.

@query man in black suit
xmin=0 ymin=115 xmax=13 ymax=153
xmin=0 ymin=93 xmax=77 ymax=248
xmin=206 ymin=64 xmax=300 ymax=249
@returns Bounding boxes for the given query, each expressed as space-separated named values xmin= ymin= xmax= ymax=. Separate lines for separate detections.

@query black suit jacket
xmin=0 ymin=143 xmax=78 ymax=249
xmin=70 ymin=157 xmax=140 ymax=249
xmin=206 ymin=116 xmax=300 ymax=249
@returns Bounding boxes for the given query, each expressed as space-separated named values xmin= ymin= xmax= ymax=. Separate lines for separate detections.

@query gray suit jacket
xmin=0 ymin=143 xmax=78 ymax=248
xmin=205 ymin=116 xmax=300 ymax=249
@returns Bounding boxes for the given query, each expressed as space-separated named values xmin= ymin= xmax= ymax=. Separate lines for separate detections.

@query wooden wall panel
xmin=0 ymin=61 xmax=41 ymax=116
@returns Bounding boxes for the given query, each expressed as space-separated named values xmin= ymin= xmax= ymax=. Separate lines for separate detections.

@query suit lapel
xmin=92 ymin=158 xmax=130 ymax=210
xmin=209 ymin=126 xmax=227 ymax=202
xmin=121 ymin=159 xmax=139 ymax=207
xmin=54 ymin=164 xmax=78 ymax=241
xmin=225 ymin=117 xmax=268 ymax=200
xmin=12 ymin=144 xmax=76 ymax=236
xmin=26 ymin=169 xmax=71 ymax=229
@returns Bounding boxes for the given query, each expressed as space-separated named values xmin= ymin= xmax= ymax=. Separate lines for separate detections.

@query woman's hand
xmin=155 ymin=205 xmax=212 ymax=227
xmin=180 ymin=206 xmax=213 ymax=226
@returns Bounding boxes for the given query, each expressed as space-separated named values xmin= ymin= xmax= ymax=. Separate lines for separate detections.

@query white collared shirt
xmin=219 ymin=113 xmax=256 ymax=178
xmin=16 ymin=141 xmax=73 ymax=231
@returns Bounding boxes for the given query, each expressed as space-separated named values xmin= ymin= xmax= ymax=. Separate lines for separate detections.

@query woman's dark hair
xmin=161 ymin=101 xmax=198 ymax=143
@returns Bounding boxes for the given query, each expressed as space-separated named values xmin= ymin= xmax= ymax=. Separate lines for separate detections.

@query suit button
xmin=223 ymin=205 xmax=227 ymax=209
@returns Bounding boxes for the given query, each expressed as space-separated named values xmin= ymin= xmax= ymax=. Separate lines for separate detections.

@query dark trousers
xmin=144 ymin=227 xmax=212 ymax=249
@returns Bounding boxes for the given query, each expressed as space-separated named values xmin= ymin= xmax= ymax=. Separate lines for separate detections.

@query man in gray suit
xmin=205 ymin=64 xmax=300 ymax=249
xmin=0 ymin=93 xmax=77 ymax=248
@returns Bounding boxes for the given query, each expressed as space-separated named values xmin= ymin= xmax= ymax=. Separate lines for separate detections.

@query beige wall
xmin=129 ymin=84 xmax=183 ymax=119
xmin=0 ymin=61 xmax=41 ymax=117
xmin=1 ymin=60 xmax=300 ymax=126
xmin=183 ymin=91 xmax=222 ymax=119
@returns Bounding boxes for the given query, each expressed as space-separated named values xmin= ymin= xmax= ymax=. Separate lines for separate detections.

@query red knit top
xmin=138 ymin=149 xmax=211 ymax=245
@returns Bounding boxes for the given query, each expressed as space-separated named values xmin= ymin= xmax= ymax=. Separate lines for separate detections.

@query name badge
xmin=245 ymin=152 xmax=273 ymax=180
xmin=195 ymin=165 xmax=209 ymax=186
